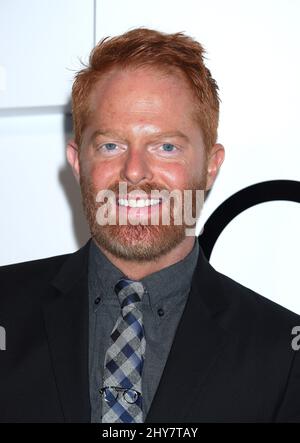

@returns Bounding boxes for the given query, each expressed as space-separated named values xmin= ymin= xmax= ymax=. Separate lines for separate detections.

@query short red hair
xmin=72 ymin=27 xmax=220 ymax=151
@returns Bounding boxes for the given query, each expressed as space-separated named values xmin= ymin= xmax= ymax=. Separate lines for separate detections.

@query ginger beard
xmin=79 ymin=169 xmax=207 ymax=262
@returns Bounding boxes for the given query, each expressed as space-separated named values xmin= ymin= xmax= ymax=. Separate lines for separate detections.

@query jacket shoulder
xmin=210 ymin=265 xmax=300 ymax=344
xmin=0 ymin=252 xmax=72 ymax=303
xmin=219 ymin=269 xmax=299 ymax=319
xmin=0 ymin=252 xmax=71 ymax=278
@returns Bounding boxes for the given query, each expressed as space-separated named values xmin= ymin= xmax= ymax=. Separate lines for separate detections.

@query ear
xmin=205 ymin=143 xmax=225 ymax=190
xmin=66 ymin=139 xmax=80 ymax=183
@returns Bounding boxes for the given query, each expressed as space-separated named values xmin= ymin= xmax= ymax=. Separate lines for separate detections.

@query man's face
xmin=67 ymin=66 xmax=224 ymax=261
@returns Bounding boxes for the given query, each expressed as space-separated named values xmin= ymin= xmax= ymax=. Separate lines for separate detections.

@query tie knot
xmin=114 ymin=278 xmax=145 ymax=309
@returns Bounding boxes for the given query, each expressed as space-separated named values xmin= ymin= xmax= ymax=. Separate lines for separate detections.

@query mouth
xmin=117 ymin=197 xmax=163 ymax=208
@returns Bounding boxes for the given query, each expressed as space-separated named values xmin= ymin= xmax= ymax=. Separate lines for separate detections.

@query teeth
xmin=129 ymin=199 xmax=138 ymax=207
xmin=118 ymin=198 xmax=160 ymax=208
xmin=118 ymin=199 xmax=129 ymax=207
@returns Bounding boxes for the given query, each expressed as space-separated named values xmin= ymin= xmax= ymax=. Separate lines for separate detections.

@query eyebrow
xmin=90 ymin=129 xmax=191 ymax=143
xmin=91 ymin=130 xmax=121 ymax=142
xmin=153 ymin=131 xmax=190 ymax=142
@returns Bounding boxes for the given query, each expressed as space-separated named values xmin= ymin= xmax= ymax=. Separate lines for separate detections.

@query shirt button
xmin=94 ymin=297 xmax=101 ymax=305
xmin=157 ymin=308 xmax=165 ymax=317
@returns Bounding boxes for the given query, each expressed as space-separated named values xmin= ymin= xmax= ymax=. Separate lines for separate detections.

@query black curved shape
xmin=200 ymin=180 xmax=300 ymax=260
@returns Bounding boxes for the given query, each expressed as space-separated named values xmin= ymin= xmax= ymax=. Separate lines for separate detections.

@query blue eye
xmin=162 ymin=143 xmax=176 ymax=152
xmin=103 ymin=143 xmax=117 ymax=151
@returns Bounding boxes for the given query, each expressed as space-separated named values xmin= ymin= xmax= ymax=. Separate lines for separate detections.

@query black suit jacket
xmin=0 ymin=237 xmax=300 ymax=422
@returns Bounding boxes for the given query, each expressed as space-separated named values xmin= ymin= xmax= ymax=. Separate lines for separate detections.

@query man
xmin=0 ymin=28 xmax=299 ymax=423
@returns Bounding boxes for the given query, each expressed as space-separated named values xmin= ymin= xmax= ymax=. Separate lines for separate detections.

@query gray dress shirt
xmin=88 ymin=236 xmax=199 ymax=422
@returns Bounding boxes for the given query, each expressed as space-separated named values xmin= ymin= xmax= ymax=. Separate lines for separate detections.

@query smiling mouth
xmin=117 ymin=197 xmax=163 ymax=208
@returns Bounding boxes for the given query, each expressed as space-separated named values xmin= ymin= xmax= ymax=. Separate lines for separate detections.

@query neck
xmin=94 ymin=236 xmax=196 ymax=280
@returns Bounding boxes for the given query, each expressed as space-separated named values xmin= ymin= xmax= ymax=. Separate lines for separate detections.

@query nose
xmin=120 ymin=145 xmax=153 ymax=185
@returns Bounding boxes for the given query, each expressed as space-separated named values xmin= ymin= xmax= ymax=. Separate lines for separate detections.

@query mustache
xmin=107 ymin=182 xmax=168 ymax=195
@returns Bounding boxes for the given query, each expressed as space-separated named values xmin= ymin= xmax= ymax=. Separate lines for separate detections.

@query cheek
xmin=95 ymin=167 xmax=111 ymax=187
xmin=164 ymin=162 xmax=206 ymax=190
xmin=83 ymin=160 xmax=115 ymax=190
xmin=156 ymin=163 xmax=189 ymax=189
xmin=154 ymin=150 xmax=206 ymax=189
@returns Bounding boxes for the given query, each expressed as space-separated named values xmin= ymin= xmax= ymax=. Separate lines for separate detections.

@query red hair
xmin=72 ymin=28 xmax=220 ymax=151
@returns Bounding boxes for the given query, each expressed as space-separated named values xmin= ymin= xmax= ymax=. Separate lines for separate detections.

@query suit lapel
xmin=42 ymin=239 xmax=92 ymax=423
xmin=145 ymin=243 xmax=234 ymax=422
xmin=42 ymin=237 xmax=233 ymax=423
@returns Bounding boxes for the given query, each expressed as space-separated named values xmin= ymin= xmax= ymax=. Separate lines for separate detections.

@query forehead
xmin=88 ymin=65 xmax=196 ymax=120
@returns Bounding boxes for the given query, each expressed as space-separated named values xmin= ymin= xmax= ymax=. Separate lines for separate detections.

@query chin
xmin=92 ymin=224 xmax=186 ymax=262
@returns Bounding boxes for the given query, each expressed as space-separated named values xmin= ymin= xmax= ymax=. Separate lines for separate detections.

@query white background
xmin=0 ymin=0 xmax=299 ymax=313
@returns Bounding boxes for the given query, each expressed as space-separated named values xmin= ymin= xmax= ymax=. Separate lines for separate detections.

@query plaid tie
xmin=101 ymin=278 xmax=146 ymax=423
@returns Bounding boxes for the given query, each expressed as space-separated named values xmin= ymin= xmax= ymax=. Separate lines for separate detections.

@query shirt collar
xmin=88 ymin=236 xmax=199 ymax=313
xmin=141 ymin=238 xmax=199 ymax=308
